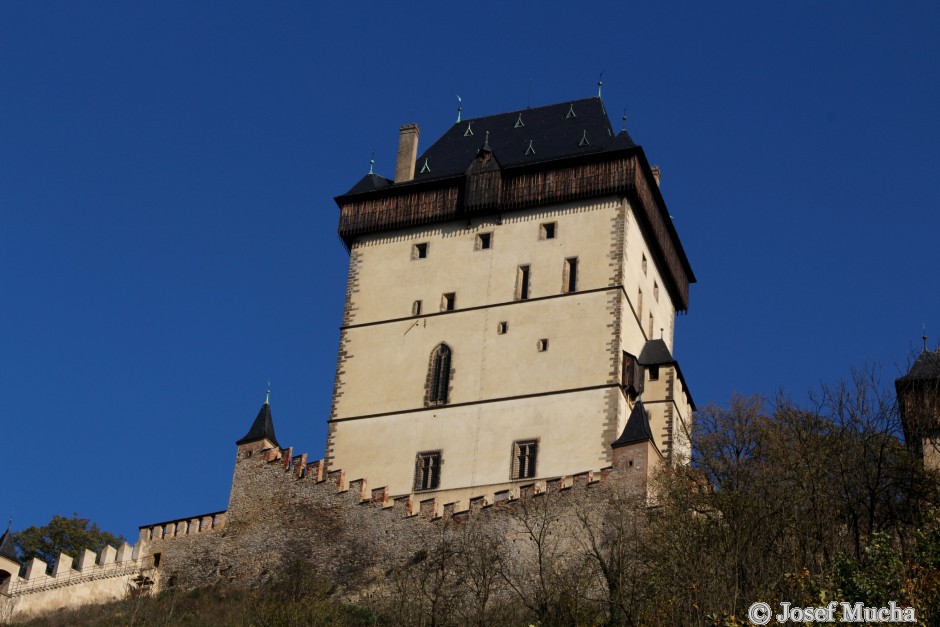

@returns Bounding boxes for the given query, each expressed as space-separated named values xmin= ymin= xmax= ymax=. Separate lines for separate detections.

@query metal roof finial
xmin=456 ymin=94 xmax=462 ymax=123
xmin=265 ymin=381 xmax=270 ymax=406
xmin=597 ymin=71 xmax=604 ymax=98
xmin=368 ymin=150 xmax=375 ymax=175
xmin=621 ymin=105 xmax=627 ymax=133
xmin=924 ymin=324 xmax=929 ymax=353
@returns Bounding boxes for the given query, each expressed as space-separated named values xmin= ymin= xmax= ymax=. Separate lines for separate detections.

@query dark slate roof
xmin=0 ymin=525 xmax=19 ymax=564
xmin=236 ymin=402 xmax=279 ymax=447
xmin=345 ymin=172 xmax=393 ymax=195
xmin=898 ymin=349 xmax=940 ymax=382
xmin=637 ymin=339 xmax=675 ymax=366
xmin=407 ymin=97 xmax=635 ymax=184
xmin=611 ymin=400 xmax=657 ymax=449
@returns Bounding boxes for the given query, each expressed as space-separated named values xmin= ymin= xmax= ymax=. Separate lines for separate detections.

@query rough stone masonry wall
xmin=145 ymin=440 xmax=655 ymax=601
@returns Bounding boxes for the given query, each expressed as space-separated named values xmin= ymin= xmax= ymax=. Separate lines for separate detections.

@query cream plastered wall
xmin=619 ymin=203 xmax=677 ymax=353
xmin=331 ymin=387 xmax=617 ymax=497
xmin=4 ymin=574 xmax=139 ymax=619
xmin=330 ymin=193 xmax=689 ymax=493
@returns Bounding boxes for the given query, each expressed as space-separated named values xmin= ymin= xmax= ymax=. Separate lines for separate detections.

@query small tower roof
xmin=344 ymin=172 xmax=393 ymax=195
xmin=612 ymin=400 xmax=658 ymax=450
xmin=638 ymin=339 xmax=675 ymax=366
xmin=897 ymin=349 xmax=940 ymax=382
xmin=236 ymin=400 xmax=279 ymax=447
xmin=0 ymin=523 xmax=19 ymax=565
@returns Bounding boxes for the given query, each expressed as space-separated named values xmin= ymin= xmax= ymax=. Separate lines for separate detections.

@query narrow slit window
xmin=497 ymin=321 xmax=508 ymax=334
xmin=637 ymin=289 xmax=643 ymax=320
xmin=512 ymin=440 xmax=538 ymax=479
xmin=641 ymin=253 xmax=647 ymax=275
xmin=648 ymin=313 xmax=654 ymax=338
xmin=414 ymin=451 xmax=442 ymax=491
xmin=442 ymin=293 xmax=455 ymax=311
xmin=413 ymin=242 xmax=428 ymax=259
xmin=537 ymin=338 xmax=549 ymax=352
xmin=476 ymin=232 xmax=492 ymax=250
xmin=412 ymin=300 xmax=422 ymax=316
xmin=564 ymin=257 xmax=578 ymax=293
xmin=540 ymin=222 xmax=556 ymax=240
xmin=653 ymin=280 xmax=659 ymax=302
xmin=516 ymin=265 xmax=530 ymax=300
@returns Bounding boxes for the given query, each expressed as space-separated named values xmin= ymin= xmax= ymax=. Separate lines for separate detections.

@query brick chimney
xmin=395 ymin=123 xmax=420 ymax=183
xmin=651 ymin=165 xmax=661 ymax=188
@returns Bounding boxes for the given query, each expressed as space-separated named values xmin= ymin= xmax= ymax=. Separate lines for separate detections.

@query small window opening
xmin=537 ymin=338 xmax=549 ymax=352
xmin=564 ymin=257 xmax=578 ymax=293
xmin=152 ymin=553 xmax=162 ymax=568
xmin=654 ymin=280 xmax=659 ymax=302
xmin=476 ymin=232 xmax=492 ymax=250
xmin=516 ymin=265 xmax=530 ymax=300
xmin=648 ymin=313 xmax=654 ymax=338
xmin=442 ymin=293 xmax=455 ymax=311
xmin=427 ymin=343 xmax=452 ymax=406
xmin=525 ymin=140 xmax=535 ymax=156
xmin=414 ymin=451 xmax=442 ymax=491
xmin=420 ymin=158 xmax=431 ymax=173
xmin=540 ymin=222 xmax=556 ymax=240
xmin=412 ymin=300 xmax=422 ymax=316
xmin=413 ymin=242 xmax=428 ymax=259
xmin=628 ymin=460 xmax=634 ymax=467
xmin=579 ymin=129 xmax=590 ymax=147
xmin=463 ymin=122 xmax=473 ymax=137
xmin=497 ymin=321 xmax=508 ymax=334
xmin=641 ymin=253 xmax=648 ymax=275
xmin=565 ymin=103 xmax=576 ymax=119
xmin=512 ymin=440 xmax=538 ymax=479
xmin=648 ymin=365 xmax=660 ymax=381
xmin=637 ymin=289 xmax=643 ymax=320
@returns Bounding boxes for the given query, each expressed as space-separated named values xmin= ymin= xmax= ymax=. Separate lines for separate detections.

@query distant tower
xmin=330 ymin=96 xmax=696 ymax=501
xmin=896 ymin=347 xmax=940 ymax=469
xmin=0 ymin=522 xmax=20 ymax=593
xmin=235 ymin=394 xmax=279 ymax=460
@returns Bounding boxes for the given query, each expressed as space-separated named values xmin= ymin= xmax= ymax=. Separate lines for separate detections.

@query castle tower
xmin=329 ymin=97 xmax=696 ymax=503
xmin=896 ymin=348 xmax=940 ymax=469
xmin=235 ymin=395 xmax=279 ymax=460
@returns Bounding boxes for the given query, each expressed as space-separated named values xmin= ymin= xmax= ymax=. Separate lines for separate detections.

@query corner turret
xmin=0 ymin=522 xmax=20 ymax=592
xmin=896 ymin=348 xmax=940 ymax=469
xmin=236 ymin=392 xmax=279 ymax=460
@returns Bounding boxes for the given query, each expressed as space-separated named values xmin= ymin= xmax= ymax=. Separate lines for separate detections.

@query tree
xmin=14 ymin=513 xmax=125 ymax=569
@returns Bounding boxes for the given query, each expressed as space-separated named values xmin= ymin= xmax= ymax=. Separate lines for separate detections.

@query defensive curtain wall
xmin=0 ymin=421 xmax=659 ymax=620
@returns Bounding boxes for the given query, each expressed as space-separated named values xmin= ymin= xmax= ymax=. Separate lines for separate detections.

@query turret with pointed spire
xmin=236 ymin=386 xmax=280 ymax=458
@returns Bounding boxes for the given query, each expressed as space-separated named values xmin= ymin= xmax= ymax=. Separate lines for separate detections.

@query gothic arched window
xmin=426 ymin=343 xmax=452 ymax=406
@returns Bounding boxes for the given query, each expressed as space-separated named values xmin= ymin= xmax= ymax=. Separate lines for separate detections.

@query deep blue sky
xmin=2 ymin=2 xmax=938 ymax=540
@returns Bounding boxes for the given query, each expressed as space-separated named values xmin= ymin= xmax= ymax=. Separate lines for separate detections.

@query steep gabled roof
xmin=612 ymin=400 xmax=658 ymax=450
xmin=898 ymin=349 xmax=940 ymax=382
xmin=0 ymin=525 xmax=19 ymax=565
xmin=236 ymin=402 xmax=279 ymax=447
xmin=408 ymin=97 xmax=635 ymax=183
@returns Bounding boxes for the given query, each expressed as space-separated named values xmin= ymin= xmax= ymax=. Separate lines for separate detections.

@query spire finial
xmin=924 ymin=324 xmax=929 ymax=353
xmin=265 ymin=382 xmax=270 ymax=405
xmin=456 ymin=94 xmax=462 ymax=123
xmin=483 ymin=130 xmax=491 ymax=152
xmin=621 ymin=105 xmax=627 ymax=133
xmin=660 ymin=327 xmax=664 ymax=339
xmin=597 ymin=71 xmax=604 ymax=98
xmin=368 ymin=150 xmax=374 ymax=175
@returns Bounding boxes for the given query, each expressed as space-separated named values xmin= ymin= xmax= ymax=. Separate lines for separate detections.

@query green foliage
xmin=14 ymin=513 xmax=125 ymax=569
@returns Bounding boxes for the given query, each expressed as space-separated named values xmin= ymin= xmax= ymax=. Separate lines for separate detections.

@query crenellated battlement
xmin=138 ymin=511 xmax=227 ymax=544
xmin=5 ymin=543 xmax=154 ymax=597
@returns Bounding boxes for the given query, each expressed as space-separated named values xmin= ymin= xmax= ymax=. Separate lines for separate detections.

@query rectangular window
xmin=414 ymin=451 xmax=442 ymax=491
xmin=537 ymin=338 xmax=549 ymax=352
xmin=413 ymin=242 xmax=428 ymax=259
xmin=516 ymin=265 xmax=530 ymax=300
xmin=412 ymin=300 xmax=422 ymax=316
xmin=442 ymin=292 xmax=455 ymax=311
xmin=539 ymin=222 xmax=556 ymax=240
xmin=476 ymin=232 xmax=492 ymax=250
xmin=648 ymin=365 xmax=660 ymax=381
xmin=512 ymin=440 xmax=538 ymax=479
xmin=497 ymin=321 xmax=508 ymax=334
xmin=563 ymin=257 xmax=578 ymax=293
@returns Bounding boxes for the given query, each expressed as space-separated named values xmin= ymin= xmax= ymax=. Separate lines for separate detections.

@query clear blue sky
xmin=2 ymin=2 xmax=938 ymax=540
